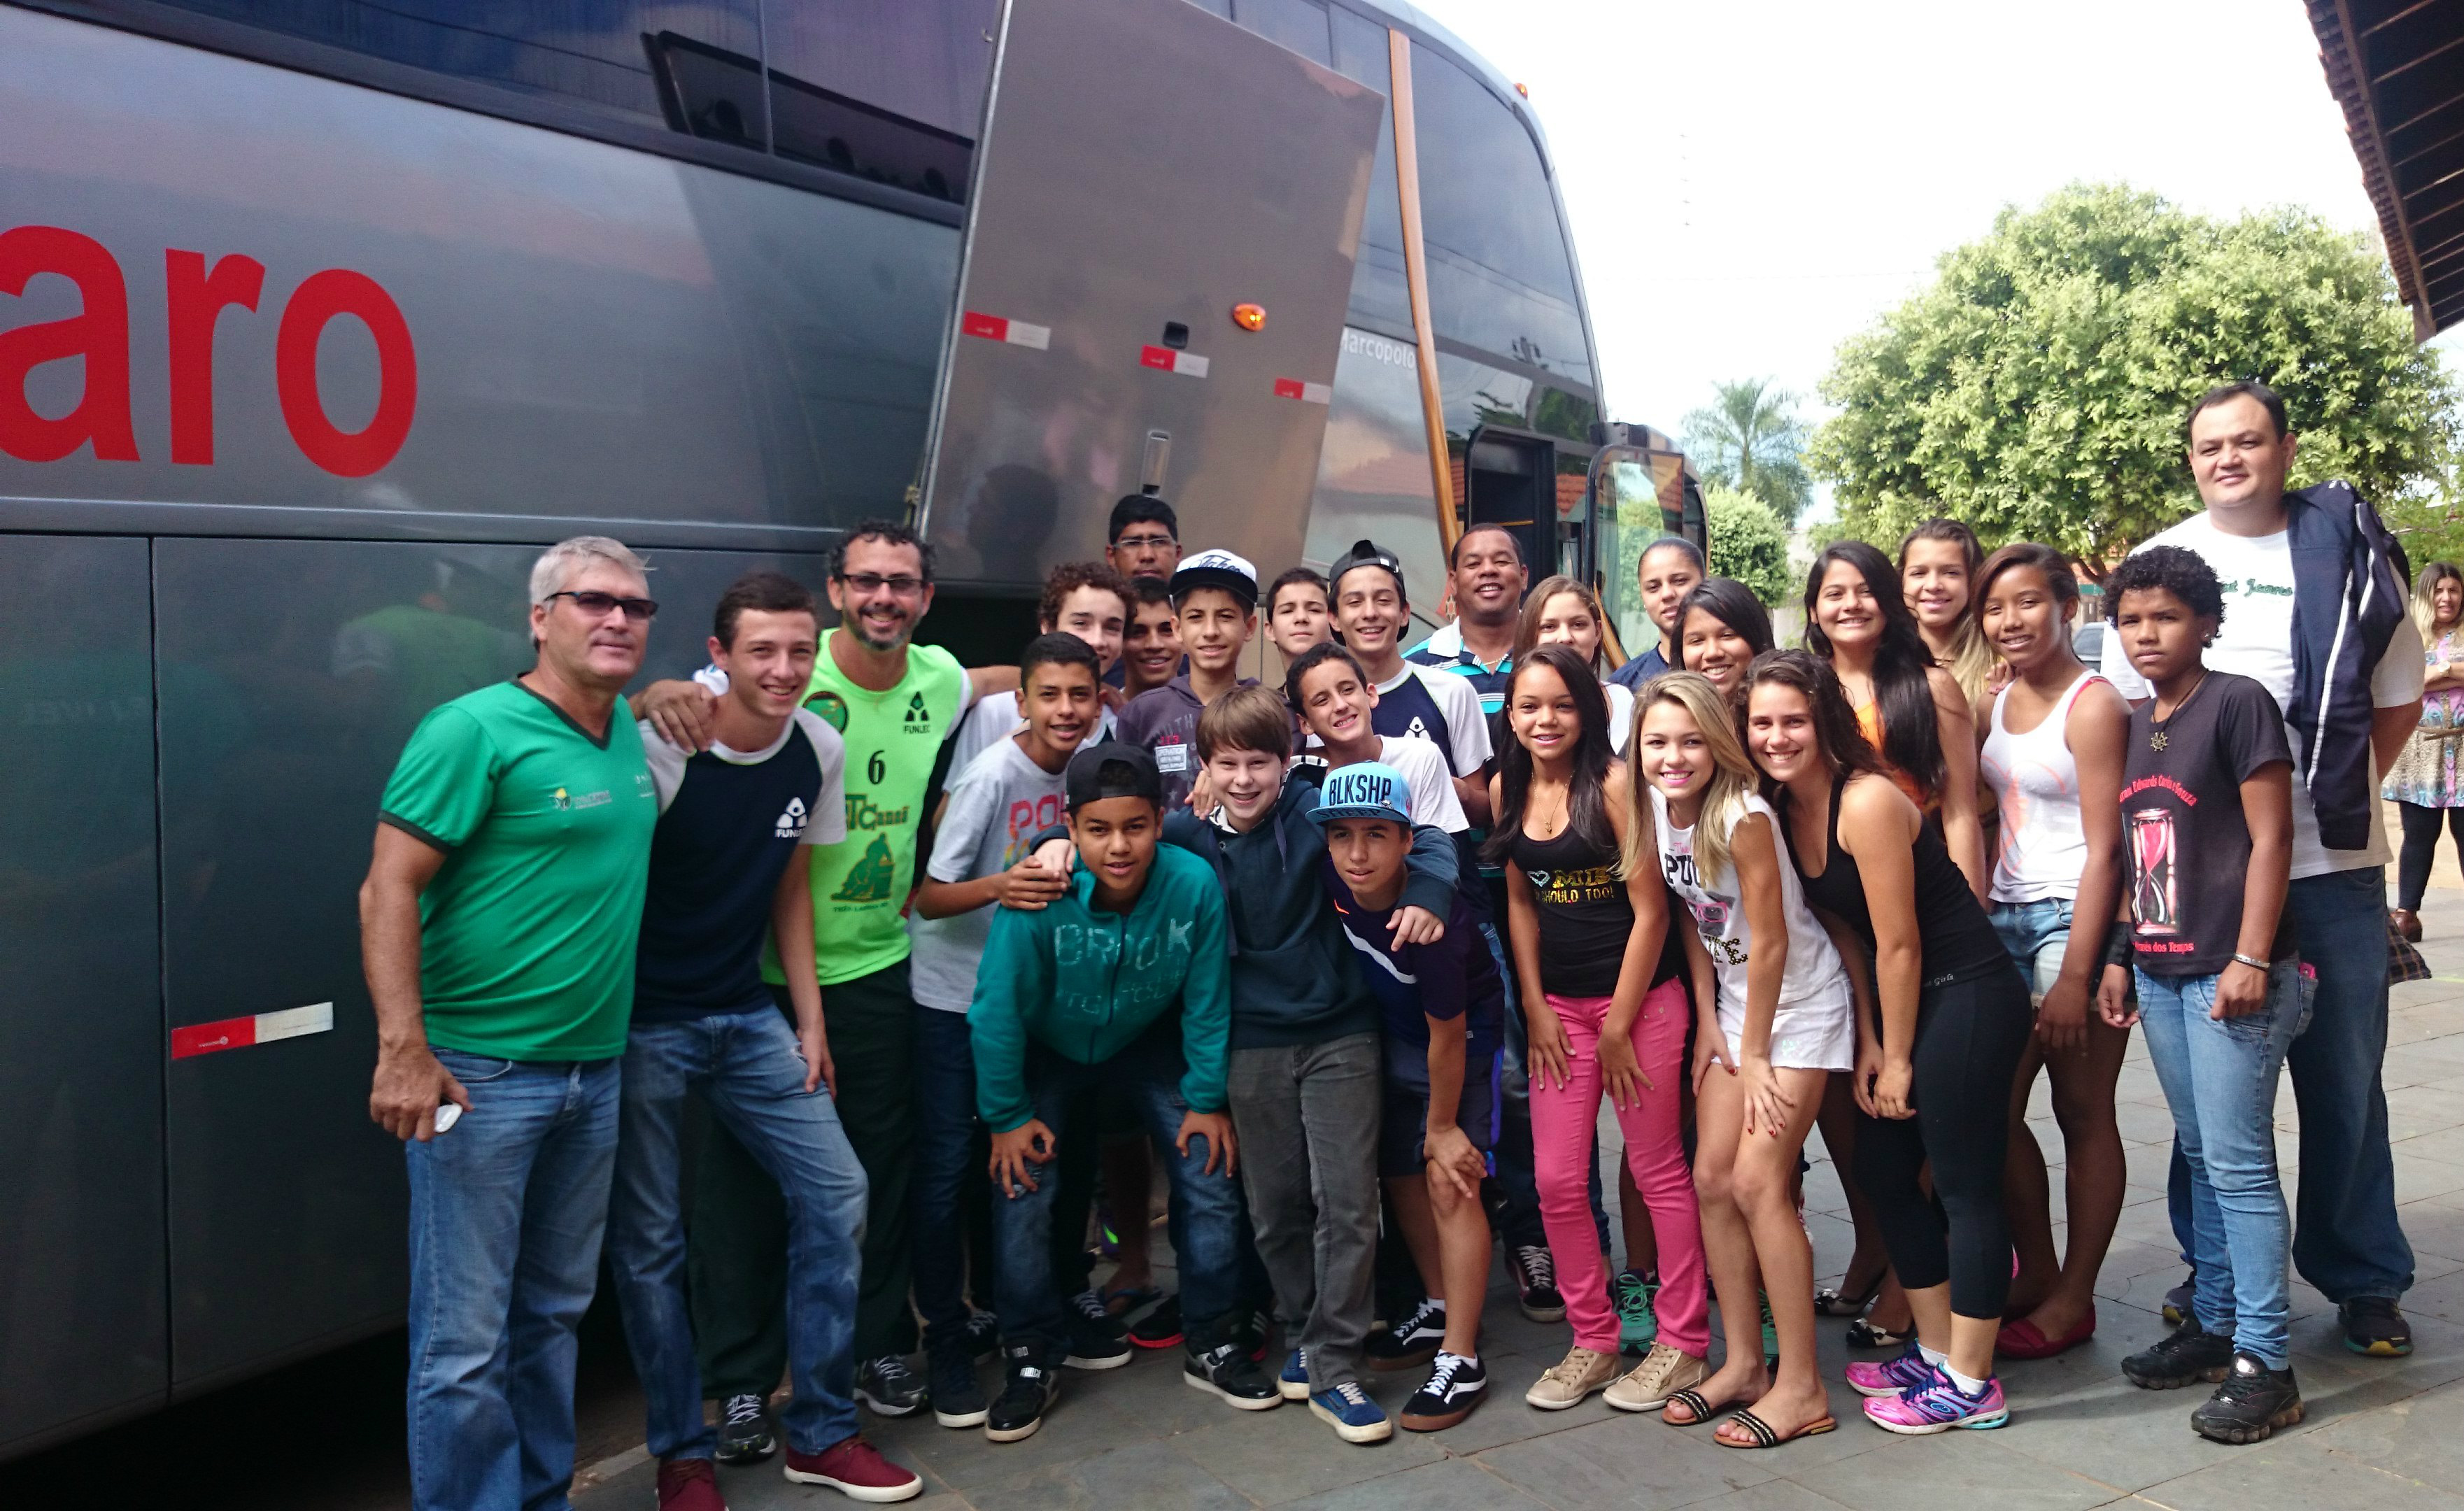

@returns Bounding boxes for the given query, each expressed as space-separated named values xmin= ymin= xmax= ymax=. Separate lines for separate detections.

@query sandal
xmin=1662 ymin=1387 xmax=1741 ymax=1426
xmin=1846 ymin=1312 xmax=1912 ymax=1349
xmin=1717 ymin=1407 xmax=1839 ymax=1448
xmin=1815 ymin=1272 xmax=1883 ymax=1318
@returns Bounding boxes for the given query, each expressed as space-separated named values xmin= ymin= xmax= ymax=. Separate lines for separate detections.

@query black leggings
xmin=1853 ymin=965 xmax=2034 ymax=1319
xmin=2398 ymin=802 xmax=2464 ymax=911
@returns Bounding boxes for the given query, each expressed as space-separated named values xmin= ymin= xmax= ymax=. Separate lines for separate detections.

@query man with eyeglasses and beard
xmin=635 ymin=520 xmax=992 ymax=1442
xmin=361 ymin=536 xmax=663 ymax=1511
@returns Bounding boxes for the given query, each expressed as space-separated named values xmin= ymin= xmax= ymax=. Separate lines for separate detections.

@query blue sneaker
xmin=1278 ymin=1347 xmax=1312 ymax=1402
xmin=1310 ymin=1381 xmax=1393 ymax=1443
xmin=1614 ymin=1270 xmax=1659 ymax=1356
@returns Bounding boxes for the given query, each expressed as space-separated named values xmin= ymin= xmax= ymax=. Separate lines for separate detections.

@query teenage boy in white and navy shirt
xmin=602 ymin=570 xmax=921 ymax=1507
xmin=1326 ymin=539 xmax=1492 ymax=824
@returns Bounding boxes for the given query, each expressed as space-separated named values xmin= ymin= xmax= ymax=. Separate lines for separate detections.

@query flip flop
xmin=1662 ymin=1388 xmax=1741 ymax=1426
xmin=1815 ymin=1273 xmax=1883 ymax=1317
xmin=1717 ymin=1408 xmax=1839 ymax=1449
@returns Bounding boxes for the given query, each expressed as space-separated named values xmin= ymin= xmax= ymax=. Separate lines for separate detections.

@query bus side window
xmin=1231 ymin=0 xmax=1333 ymax=66
xmin=760 ymin=1 xmax=996 ymax=201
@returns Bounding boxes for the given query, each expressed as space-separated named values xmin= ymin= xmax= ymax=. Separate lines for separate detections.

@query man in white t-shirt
xmin=2100 ymin=381 xmax=2423 ymax=1356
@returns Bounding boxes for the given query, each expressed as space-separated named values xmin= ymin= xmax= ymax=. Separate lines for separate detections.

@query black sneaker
xmin=854 ymin=1353 xmax=928 ymax=1417
xmin=1366 ymin=1297 xmax=1447 ymax=1371
xmin=1399 ymin=1352 xmax=1488 ymax=1431
xmin=2340 ymin=1296 xmax=2414 ymax=1357
xmin=984 ymin=1342 xmax=1059 ymax=1442
xmin=1229 ymin=1307 xmax=1272 ymax=1363
xmin=1128 ymin=1293 xmax=1184 ymax=1349
xmin=2121 ymin=1319 xmax=2235 ymax=1390
xmin=713 ymin=1391 xmax=777 ymax=1463
xmin=927 ymin=1335 xmax=989 ymax=1428
xmin=1183 ymin=1331 xmax=1282 ymax=1410
xmin=964 ymin=1307 xmax=1001 ymax=1362
xmin=1065 ymin=1289 xmax=1132 ymax=1370
xmin=2162 ymin=1267 xmax=2195 ymax=1328
xmin=2190 ymin=1354 xmax=2304 ymax=1445
xmin=1508 ymin=1244 xmax=1566 ymax=1324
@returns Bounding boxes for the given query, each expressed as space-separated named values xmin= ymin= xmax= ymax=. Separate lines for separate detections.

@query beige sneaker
xmin=1605 ymin=1342 xmax=1710 ymax=1413
xmin=1524 ymin=1345 xmax=1617 ymax=1410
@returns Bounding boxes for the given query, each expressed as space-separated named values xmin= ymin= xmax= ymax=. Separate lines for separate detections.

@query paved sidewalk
xmin=577 ymin=877 xmax=2464 ymax=1510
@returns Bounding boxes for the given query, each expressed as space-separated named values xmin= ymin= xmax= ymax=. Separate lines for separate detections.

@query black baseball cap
xmin=1329 ymin=538 xmax=1406 ymax=600
xmin=1064 ymin=742 xmax=1164 ymax=811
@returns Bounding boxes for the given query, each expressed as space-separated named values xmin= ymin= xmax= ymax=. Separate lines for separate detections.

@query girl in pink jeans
xmin=1634 ymin=672 xmax=1858 ymax=1449
xmin=1487 ymin=645 xmax=1709 ymax=1412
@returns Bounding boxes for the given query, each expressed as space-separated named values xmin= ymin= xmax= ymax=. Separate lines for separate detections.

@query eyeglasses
xmin=837 ymin=572 xmax=928 ymax=595
xmin=1113 ymin=533 xmax=1177 ymax=552
xmin=544 ymin=590 xmax=658 ymax=620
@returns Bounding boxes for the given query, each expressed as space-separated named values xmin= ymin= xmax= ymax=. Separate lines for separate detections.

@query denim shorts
xmin=1380 ymin=1047 xmax=1496 ymax=1178
xmin=1989 ymin=897 xmax=2074 ymax=998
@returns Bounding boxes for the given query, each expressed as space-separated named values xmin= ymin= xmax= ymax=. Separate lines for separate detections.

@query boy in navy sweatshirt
xmin=1176 ymin=687 xmax=1459 ymax=1445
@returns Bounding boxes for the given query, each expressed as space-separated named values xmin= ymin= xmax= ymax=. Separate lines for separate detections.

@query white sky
xmin=1416 ymin=0 xmax=2463 ymax=453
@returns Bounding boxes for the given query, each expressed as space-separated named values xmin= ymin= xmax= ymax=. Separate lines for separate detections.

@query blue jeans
xmin=992 ymin=1026 xmax=1245 ymax=1351
xmin=2138 ymin=963 xmax=2311 ymax=1369
xmin=1989 ymin=897 xmax=2074 ymax=997
xmin=607 ymin=1009 xmax=868 ymax=1461
xmin=406 ymin=1051 xmax=618 ymax=1511
xmin=911 ymin=1004 xmax=985 ymax=1346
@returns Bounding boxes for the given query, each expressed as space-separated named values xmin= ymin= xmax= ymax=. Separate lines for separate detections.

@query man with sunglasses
xmin=637 ymin=520 xmax=988 ymax=1431
xmin=361 ymin=536 xmax=663 ymax=1511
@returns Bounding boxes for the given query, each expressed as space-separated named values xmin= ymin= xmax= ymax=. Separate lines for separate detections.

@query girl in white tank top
xmin=1981 ymin=670 xmax=2106 ymax=905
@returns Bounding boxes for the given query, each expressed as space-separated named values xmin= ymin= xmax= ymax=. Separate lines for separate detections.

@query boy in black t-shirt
xmin=2097 ymin=545 xmax=2307 ymax=1447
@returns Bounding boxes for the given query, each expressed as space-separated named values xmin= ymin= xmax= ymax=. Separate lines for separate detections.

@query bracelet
xmin=2102 ymin=921 xmax=2134 ymax=970
xmin=2232 ymin=952 xmax=2272 ymax=972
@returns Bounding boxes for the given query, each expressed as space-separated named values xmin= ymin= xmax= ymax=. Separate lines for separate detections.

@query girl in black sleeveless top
xmin=1745 ymin=651 xmax=2032 ymax=1433
xmin=1487 ymin=645 xmax=1699 ymax=1412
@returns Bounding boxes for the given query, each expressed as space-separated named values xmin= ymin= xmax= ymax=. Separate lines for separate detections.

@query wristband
xmin=2102 ymin=921 xmax=2134 ymax=971
xmin=2231 ymin=952 xmax=2272 ymax=972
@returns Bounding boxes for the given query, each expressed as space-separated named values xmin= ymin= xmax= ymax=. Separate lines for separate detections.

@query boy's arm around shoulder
xmin=1399 ymin=820 xmax=1460 ymax=915
xmin=967 ymin=902 xmax=1053 ymax=1133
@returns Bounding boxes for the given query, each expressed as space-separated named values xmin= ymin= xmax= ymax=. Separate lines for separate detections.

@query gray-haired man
xmin=360 ymin=536 xmax=661 ymax=1511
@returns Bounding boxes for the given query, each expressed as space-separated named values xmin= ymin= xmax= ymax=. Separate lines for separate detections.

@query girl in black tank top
xmin=1745 ymin=651 xmax=2032 ymax=1430
xmin=1489 ymin=646 xmax=1704 ymax=1404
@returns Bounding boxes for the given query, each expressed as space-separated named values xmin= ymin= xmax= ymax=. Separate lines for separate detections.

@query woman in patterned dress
xmin=2387 ymin=562 xmax=2464 ymax=942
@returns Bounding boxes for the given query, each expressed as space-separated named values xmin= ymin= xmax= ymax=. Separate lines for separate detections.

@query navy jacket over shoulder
xmin=2284 ymin=480 xmax=2408 ymax=852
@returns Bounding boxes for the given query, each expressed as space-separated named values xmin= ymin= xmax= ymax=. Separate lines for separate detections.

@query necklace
xmin=2146 ymin=670 xmax=2211 ymax=752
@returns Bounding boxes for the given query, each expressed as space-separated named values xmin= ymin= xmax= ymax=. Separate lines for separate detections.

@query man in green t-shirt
xmin=360 ymin=536 xmax=660 ymax=1511
xmin=635 ymin=519 xmax=993 ymax=1426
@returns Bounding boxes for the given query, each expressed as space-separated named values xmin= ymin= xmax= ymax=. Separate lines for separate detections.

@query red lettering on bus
xmin=165 ymin=249 xmax=264 ymax=467
xmin=0 ymin=225 xmax=139 ymax=463
xmin=275 ymin=269 xmax=416 ymax=478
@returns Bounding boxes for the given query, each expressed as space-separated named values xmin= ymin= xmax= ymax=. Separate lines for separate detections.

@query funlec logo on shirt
xmin=903 ymin=691 xmax=933 ymax=731
xmin=775 ymin=795 xmax=808 ymax=839
xmin=1403 ymin=716 xmax=1433 ymax=742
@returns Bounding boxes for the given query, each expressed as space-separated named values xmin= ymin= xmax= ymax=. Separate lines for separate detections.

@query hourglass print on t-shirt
xmin=2128 ymin=808 xmax=2180 ymax=937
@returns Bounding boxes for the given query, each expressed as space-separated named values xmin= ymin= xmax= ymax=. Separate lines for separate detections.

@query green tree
xmin=1811 ymin=183 xmax=2458 ymax=570
xmin=1683 ymin=378 xmax=1815 ymax=523
xmin=1704 ymin=485 xmax=1794 ymax=605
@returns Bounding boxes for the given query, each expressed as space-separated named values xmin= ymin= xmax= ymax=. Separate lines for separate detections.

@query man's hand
xmin=1423 ymin=1122 xmax=1485 ymax=1201
xmin=1177 ymin=1109 xmax=1238 ymax=1176
xmin=1388 ymin=905 xmax=1445 ymax=946
xmin=2037 ymin=974 xmax=2090 ymax=1053
xmin=635 ymin=679 xmax=720 ymax=751
xmin=370 ymin=1044 xmax=469 ymax=1142
xmin=798 ymin=1023 xmax=836 ymax=1097
xmin=2214 ymin=960 xmax=2269 ymax=1019
xmin=989 ymin=1119 xmax=1057 ymax=1197
xmin=993 ymin=855 xmax=1069 ymax=911
xmin=2097 ymin=964 xmax=2138 ymax=1029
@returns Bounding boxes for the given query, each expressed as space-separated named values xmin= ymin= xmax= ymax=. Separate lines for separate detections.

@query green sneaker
xmin=1613 ymin=1270 xmax=1659 ymax=1356
xmin=1759 ymin=1291 xmax=1778 ymax=1367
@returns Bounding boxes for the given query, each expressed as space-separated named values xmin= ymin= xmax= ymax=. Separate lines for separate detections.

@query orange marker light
xmin=1513 ymin=81 xmax=1529 ymax=98
xmin=1231 ymin=302 xmax=1267 ymax=332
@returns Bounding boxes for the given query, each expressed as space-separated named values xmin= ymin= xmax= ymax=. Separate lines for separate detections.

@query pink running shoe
xmin=1863 ymin=1369 xmax=2009 ymax=1434
xmin=1845 ymin=1342 xmax=1934 ymax=1398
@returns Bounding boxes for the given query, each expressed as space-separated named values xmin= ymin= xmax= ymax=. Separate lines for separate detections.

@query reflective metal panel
xmin=1300 ymin=327 xmax=1446 ymax=639
xmin=0 ymin=7 xmax=954 ymax=546
xmin=154 ymin=537 xmax=827 ymax=1380
xmin=921 ymin=0 xmax=1382 ymax=586
xmin=0 ymin=534 xmax=166 ymax=1450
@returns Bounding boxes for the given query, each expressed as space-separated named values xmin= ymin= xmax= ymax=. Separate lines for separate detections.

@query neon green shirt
xmin=379 ymin=680 xmax=657 ymax=1060
xmin=785 ymin=632 xmax=968 ymax=986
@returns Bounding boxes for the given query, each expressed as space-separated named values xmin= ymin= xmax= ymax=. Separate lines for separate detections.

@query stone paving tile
xmin=1278 ymin=1456 xmax=1551 ymax=1510
xmin=962 ymin=1438 xmax=1249 ymax=1511
xmin=1773 ymin=1428 xmax=2116 ymax=1511
xmin=2134 ymin=1433 xmax=2464 ymax=1511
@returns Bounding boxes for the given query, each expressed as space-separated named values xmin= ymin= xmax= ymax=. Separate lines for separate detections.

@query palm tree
xmin=1682 ymin=378 xmax=1813 ymax=524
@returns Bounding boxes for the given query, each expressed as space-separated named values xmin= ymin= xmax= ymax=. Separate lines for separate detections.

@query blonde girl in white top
xmin=1974 ymin=542 xmax=2132 ymax=1362
xmin=1623 ymin=671 xmax=1856 ymax=1448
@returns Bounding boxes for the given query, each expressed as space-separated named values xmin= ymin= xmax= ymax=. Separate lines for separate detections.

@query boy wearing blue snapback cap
xmin=1314 ymin=762 xmax=1506 ymax=1431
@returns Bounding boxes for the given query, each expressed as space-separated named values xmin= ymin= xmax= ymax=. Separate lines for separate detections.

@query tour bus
xmin=0 ymin=0 xmax=1701 ymax=1455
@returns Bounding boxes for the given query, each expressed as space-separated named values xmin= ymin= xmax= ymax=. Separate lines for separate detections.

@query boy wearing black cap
xmin=1115 ymin=548 xmax=1271 ymax=810
xmin=965 ymin=743 xmax=1252 ymax=1442
xmin=1326 ymin=539 xmax=1493 ymax=825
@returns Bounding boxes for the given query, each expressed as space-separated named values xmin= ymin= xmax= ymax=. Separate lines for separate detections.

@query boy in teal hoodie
xmin=968 ymin=742 xmax=1263 ymax=1444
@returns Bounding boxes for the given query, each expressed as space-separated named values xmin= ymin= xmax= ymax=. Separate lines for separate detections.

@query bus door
xmin=1461 ymin=425 xmax=1562 ymax=583
xmin=918 ymin=0 xmax=1385 ymax=588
